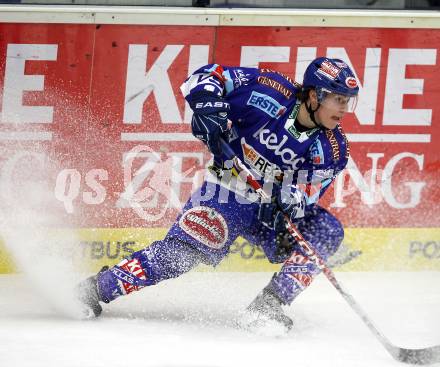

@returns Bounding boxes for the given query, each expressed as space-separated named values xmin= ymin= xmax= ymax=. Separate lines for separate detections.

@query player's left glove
xmin=191 ymin=112 xmax=229 ymax=156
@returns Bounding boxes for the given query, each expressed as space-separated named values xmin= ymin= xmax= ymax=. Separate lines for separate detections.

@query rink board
xmin=1 ymin=227 xmax=439 ymax=273
xmin=0 ymin=8 xmax=439 ymax=274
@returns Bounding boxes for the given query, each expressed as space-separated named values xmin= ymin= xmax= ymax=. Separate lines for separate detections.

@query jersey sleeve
xmin=181 ymin=65 xmax=300 ymax=123
xmin=180 ymin=65 xmax=225 ymax=98
xmin=296 ymin=125 xmax=350 ymax=205
xmin=179 ymin=64 xmax=230 ymax=115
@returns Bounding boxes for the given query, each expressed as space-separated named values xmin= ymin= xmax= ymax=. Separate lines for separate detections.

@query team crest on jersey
xmin=179 ymin=207 xmax=228 ymax=249
xmin=241 ymin=137 xmax=282 ymax=178
xmin=232 ymin=69 xmax=252 ymax=88
xmin=247 ymin=91 xmax=286 ymax=119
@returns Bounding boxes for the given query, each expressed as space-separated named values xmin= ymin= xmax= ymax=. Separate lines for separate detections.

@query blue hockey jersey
xmin=181 ymin=64 xmax=349 ymax=205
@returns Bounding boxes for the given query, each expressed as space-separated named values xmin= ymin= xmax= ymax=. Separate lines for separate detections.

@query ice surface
xmin=0 ymin=271 xmax=439 ymax=367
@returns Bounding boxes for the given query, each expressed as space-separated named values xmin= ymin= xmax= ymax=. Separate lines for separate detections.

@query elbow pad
xmin=187 ymin=91 xmax=230 ymax=115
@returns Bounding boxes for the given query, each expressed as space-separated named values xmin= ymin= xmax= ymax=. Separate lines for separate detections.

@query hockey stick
xmin=219 ymin=138 xmax=440 ymax=365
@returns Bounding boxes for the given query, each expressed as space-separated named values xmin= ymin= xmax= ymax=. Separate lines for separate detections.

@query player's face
xmin=311 ymin=90 xmax=356 ymax=130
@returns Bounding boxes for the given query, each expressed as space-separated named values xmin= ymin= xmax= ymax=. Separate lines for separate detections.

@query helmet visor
xmin=317 ymin=88 xmax=358 ymax=113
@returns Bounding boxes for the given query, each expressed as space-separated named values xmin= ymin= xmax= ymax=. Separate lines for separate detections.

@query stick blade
xmin=396 ymin=346 xmax=440 ymax=365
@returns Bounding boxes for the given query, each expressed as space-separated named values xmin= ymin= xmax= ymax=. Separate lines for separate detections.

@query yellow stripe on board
xmin=343 ymin=228 xmax=440 ymax=271
xmin=0 ymin=228 xmax=439 ymax=274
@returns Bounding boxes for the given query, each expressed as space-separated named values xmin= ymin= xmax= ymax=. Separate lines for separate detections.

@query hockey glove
xmin=277 ymin=185 xmax=306 ymax=222
xmin=191 ymin=112 xmax=229 ymax=156
xmin=258 ymin=185 xmax=306 ymax=231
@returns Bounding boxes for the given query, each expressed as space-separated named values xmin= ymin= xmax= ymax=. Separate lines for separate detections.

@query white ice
xmin=0 ymin=271 xmax=439 ymax=367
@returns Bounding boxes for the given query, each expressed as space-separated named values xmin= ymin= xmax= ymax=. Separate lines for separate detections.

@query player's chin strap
xmin=303 ymin=89 xmax=324 ymax=129
xmin=305 ymin=100 xmax=324 ymax=129
xmin=219 ymin=137 xmax=440 ymax=366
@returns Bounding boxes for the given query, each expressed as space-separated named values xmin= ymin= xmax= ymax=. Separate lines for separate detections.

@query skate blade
xmin=235 ymin=310 xmax=292 ymax=337
xmin=73 ymin=301 xmax=102 ymax=320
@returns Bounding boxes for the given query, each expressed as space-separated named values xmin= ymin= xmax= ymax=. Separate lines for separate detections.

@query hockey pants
xmin=97 ymin=180 xmax=344 ymax=305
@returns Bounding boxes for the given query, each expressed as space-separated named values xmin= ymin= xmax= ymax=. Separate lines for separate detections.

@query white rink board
xmin=0 ymin=5 xmax=439 ymax=28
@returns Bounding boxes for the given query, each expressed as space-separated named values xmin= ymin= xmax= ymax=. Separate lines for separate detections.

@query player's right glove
xmin=191 ymin=112 xmax=229 ymax=156
xmin=277 ymin=185 xmax=306 ymax=222
xmin=258 ymin=185 xmax=306 ymax=231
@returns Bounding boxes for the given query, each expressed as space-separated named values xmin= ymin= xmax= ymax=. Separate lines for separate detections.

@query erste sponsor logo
xmin=247 ymin=91 xmax=286 ymax=119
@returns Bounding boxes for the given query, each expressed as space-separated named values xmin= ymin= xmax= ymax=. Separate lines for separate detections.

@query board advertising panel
xmin=0 ymin=15 xmax=439 ymax=271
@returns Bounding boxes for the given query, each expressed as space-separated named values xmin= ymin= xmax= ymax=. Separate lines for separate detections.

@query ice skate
xmin=76 ymin=266 xmax=108 ymax=319
xmin=239 ymin=284 xmax=293 ymax=335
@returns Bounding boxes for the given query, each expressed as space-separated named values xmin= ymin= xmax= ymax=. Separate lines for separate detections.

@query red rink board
xmin=0 ymin=23 xmax=439 ymax=228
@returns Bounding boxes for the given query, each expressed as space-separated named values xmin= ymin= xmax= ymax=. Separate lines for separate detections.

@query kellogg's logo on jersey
xmin=247 ymin=91 xmax=286 ymax=119
xmin=254 ymin=126 xmax=305 ymax=170
xmin=179 ymin=207 xmax=228 ymax=249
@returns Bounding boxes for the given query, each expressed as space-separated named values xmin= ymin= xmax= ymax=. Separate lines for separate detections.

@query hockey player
xmin=77 ymin=57 xmax=359 ymax=331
